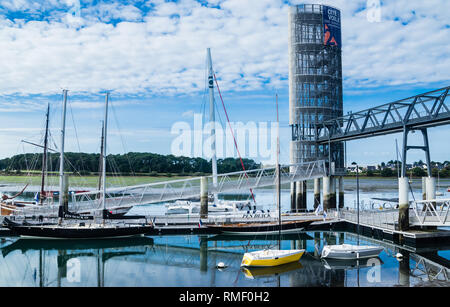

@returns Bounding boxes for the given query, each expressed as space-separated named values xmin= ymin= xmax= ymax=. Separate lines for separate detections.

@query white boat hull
xmin=321 ymin=244 xmax=384 ymax=260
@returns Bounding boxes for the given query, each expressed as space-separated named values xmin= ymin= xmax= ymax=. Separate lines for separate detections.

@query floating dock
xmin=2 ymin=211 xmax=450 ymax=247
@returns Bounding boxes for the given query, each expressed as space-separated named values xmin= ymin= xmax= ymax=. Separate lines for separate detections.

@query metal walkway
xmin=315 ymin=86 xmax=450 ymax=144
xmin=16 ymin=160 xmax=327 ymax=216
xmin=337 ymin=197 xmax=450 ymax=228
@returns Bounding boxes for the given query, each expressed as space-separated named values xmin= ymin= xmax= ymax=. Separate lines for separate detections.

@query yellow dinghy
xmin=241 ymin=249 xmax=305 ymax=267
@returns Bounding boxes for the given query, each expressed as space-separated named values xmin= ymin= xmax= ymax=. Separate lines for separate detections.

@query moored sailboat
xmin=3 ymin=90 xmax=153 ymax=239
xmin=240 ymin=94 xmax=305 ymax=267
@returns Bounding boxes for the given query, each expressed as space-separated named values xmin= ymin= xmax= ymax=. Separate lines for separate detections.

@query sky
xmin=0 ymin=0 xmax=449 ymax=166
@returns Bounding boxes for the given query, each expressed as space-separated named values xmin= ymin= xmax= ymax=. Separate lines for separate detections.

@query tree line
xmin=0 ymin=152 xmax=262 ymax=176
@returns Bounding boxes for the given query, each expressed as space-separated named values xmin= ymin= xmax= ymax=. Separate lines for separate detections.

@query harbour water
xmin=1 ymin=232 xmax=449 ymax=287
xmin=1 ymin=177 xmax=449 ymax=287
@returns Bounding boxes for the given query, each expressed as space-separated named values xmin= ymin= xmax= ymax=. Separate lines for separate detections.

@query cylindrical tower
xmin=289 ymin=4 xmax=344 ymax=170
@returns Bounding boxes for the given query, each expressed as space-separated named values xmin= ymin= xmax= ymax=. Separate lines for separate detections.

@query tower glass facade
xmin=289 ymin=4 xmax=344 ymax=172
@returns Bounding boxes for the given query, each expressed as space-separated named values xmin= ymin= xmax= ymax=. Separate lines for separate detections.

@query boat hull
xmin=321 ymin=245 xmax=384 ymax=260
xmin=241 ymin=250 xmax=305 ymax=267
xmin=3 ymin=219 xmax=153 ymax=240
xmin=209 ymin=220 xmax=313 ymax=235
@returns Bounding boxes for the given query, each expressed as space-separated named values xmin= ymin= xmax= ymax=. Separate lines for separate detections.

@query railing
xmin=315 ymin=86 xmax=450 ymax=143
xmin=337 ymin=208 xmax=399 ymax=230
xmin=13 ymin=160 xmax=327 ymax=216
xmin=410 ymin=198 xmax=450 ymax=226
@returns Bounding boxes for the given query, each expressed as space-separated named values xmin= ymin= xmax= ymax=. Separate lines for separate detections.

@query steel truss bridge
xmin=315 ymin=86 xmax=450 ymax=144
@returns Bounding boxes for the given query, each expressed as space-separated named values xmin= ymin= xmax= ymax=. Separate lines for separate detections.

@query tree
xmin=381 ymin=168 xmax=393 ymax=177
xmin=412 ymin=167 xmax=426 ymax=177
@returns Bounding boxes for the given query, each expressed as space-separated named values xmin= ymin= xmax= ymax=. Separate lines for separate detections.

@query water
xmin=1 ymin=177 xmax=449 ymax=287
xmin=0 ymin=232 xmax=448 ymax=287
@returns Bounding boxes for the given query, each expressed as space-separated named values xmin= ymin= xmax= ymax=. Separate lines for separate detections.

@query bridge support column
xmin=314 ymin=178 xmax=320 ymax=210
xmin=296 ymin=181 xmax=307 ymax=213
xmin=338 ymin=176 xmax=344 ymax=209
xmin=398 ymin=177 xmax=409 ymax=231
xmin=426 ymin=176 xmax=436 ymax=208
xmin=200 ymin=177 xmax=208 ymax=219
xmin=330 ymin=177 xmax=337 ymax=209
xmin=290 ymin=182 xmax=296 ymax=213
xmin=323 ymin=176 xmax=331 ymax=211
xmin=422 ymin=177 xmax=427 ymax=200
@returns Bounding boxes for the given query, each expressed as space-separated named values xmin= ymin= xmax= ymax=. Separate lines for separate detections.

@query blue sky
xmin=0 ymin=0 xmax=449 ymax=166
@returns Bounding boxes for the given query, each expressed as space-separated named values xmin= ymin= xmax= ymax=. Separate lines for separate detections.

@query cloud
xmin=0 ymin=0 xmax=447 ymax=99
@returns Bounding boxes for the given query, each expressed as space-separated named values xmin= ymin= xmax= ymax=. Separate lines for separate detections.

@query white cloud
xmin=0 ymin=0 xmax=447 ymax=99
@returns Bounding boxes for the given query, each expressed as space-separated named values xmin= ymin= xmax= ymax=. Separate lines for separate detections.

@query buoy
xmin=216 ymin=262 xmax=227 ymax=269
xmin=396 ymin=253 xmax=403 ymax=259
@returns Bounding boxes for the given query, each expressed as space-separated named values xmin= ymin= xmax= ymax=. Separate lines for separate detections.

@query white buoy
xmin=396 ymin=253 xmax=403 ymax=259
xmin=217 ymin=262 xmax=227 ymax=269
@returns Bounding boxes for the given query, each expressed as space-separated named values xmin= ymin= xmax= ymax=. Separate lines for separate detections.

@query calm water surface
xmin=1 ymin=177 xmax=449 ymax=287
xmin=0 ymin=232 xmax=449 ymax=287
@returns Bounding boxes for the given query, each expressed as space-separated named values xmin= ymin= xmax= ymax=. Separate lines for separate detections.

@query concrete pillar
xmin=290 ymin=182 xmax=296 ymax=213
xmin=330 ymin=176 xmax=337 ymax=209
xmin=338 ymin=176 xmax=344 ymax=209
xmin=426 ymin=176 xmax=436 ymax=209
xmin=314 ymin=178 xmax=321 ymax=210
xmin=200 ymin=177 xmax=208 ymax=219
xmin=323 ymin=176 xmax=331 ymax=211
xmin=422 ymin=177 xmax=427 ymax=200
xmin=296 ymin=181 xmax=307 ymax=212
xmin=398 ymin=177 xmax=409 ymax=231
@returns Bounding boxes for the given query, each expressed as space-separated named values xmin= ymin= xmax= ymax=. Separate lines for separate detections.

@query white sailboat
xmin=321 ymin=163 xmax=383 ymax=260
xmin=165 ymin=48 xmax=260 ymax=216
xmin=240 ymin=94 xmax=305 ymax=268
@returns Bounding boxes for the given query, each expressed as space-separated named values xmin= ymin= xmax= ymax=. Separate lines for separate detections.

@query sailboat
xmin=165 ymin=48 xmax=262 ymax=216
xmin=0 ymin=105 xmax=52 ymax=217
xmin=321 ymin=162 xmax=383 ymax=260
xmin=3 ymin=90 xmax=153 ymax=239
xmin=240 ymin=94 xmax=305 ymax=268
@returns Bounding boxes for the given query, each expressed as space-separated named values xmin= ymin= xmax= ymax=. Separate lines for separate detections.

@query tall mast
xmin=98 ymin=120 xmax=105 ymax=193
xmin=40 ymin=103 xmax=50 ymax=205
xmin=58 ymin=90 xmax=68 ymax=221
xmin=102 ymin=93 xmax=109 ymax=212
xmin=207 ymin=48 xmax=218 ymax=204
xmin=276 ymin=94 xmax=281 ymax=248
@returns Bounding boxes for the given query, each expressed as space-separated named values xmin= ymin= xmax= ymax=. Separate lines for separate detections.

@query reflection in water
xmin=0 ymin=232 xmax=448 ymax=287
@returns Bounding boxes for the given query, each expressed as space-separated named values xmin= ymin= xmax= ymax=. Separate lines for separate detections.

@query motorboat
xmin=321 ymin=244 xmax=384 ymax=260
xmin=241 ymin=249 xmax=305 ymax=267
xmin=165 ymin=199 xmax=260 ymax=215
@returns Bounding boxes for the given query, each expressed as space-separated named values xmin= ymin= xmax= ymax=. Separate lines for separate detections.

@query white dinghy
xmin=321 ymin=244 xmax=383 ymax=260
xmin=320 ymin=162 xmax=383 ymax=260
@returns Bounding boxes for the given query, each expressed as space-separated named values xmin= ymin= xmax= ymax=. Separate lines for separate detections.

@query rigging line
xmin=110 ymin=99 xmax=137 ymax=180
xmin=68 ymin=98 xmax=86 ymax=174
xmin=213 ymin=73 xmax=257 ymax=205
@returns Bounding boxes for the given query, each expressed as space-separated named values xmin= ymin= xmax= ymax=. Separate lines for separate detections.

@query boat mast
xmin=40 ymin=103 xmax=50 ymax=205
xmin=98 ymin=120 xmax=105 ymax=194
xmin=207 ymin=48 xmax=218 ymax=204
xmin=102 ymin=93 xmax=109 ymax=215
xmin=58 ymin=90 xmax=68 ymax=223
xmin=276 ymin=94 xmax=281 ymax=249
